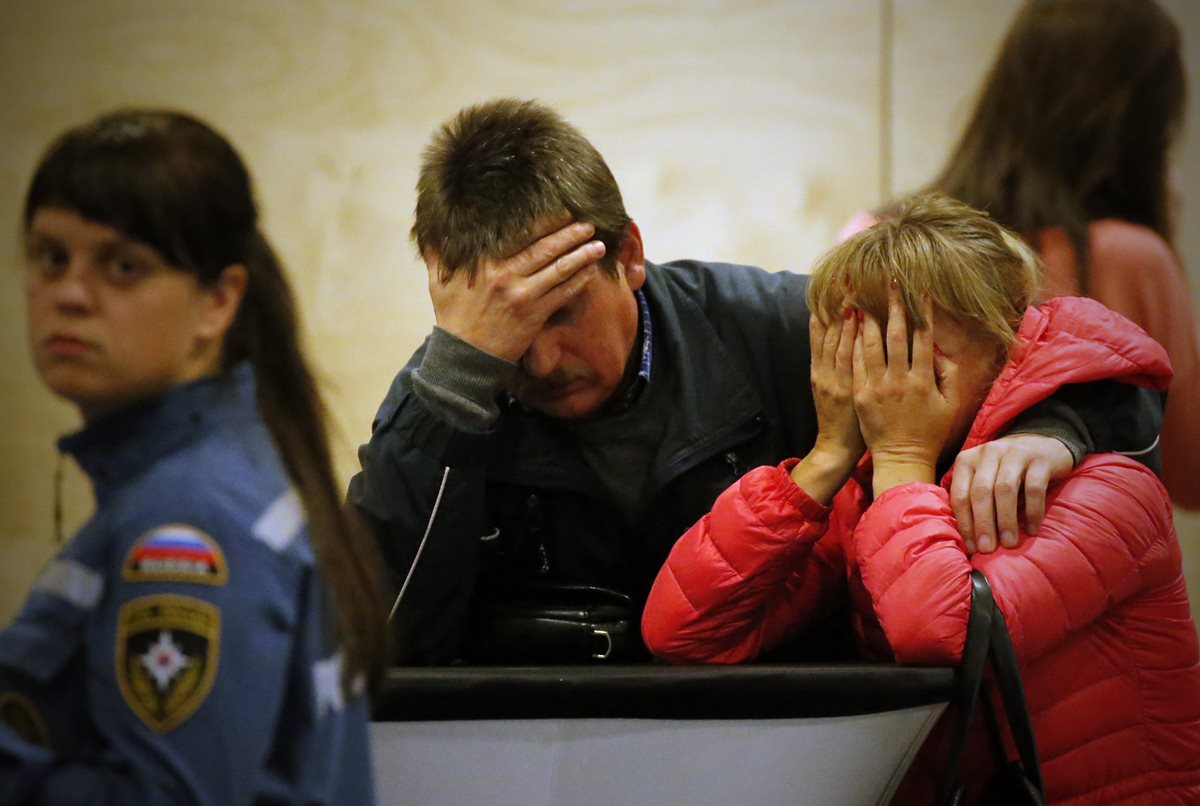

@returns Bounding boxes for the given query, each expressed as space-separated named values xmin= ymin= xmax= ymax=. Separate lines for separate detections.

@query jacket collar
xmin=641 ymin=260 xmax=763 ymax=462
xmin=962 ymin=296 xmax=1172 ymax=451
xmin=58 ymin=362 xmax=260 ymax=494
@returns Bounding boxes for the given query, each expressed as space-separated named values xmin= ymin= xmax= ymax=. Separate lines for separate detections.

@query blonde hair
xmin=808 ymin=193 xmax=1041 ymax=350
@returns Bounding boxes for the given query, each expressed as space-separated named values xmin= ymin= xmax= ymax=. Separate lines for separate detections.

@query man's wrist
xmin=412 ymin=327 xmax=519 ymax=432
xmin=1008 ymin=398 xmax=1092 ymax=466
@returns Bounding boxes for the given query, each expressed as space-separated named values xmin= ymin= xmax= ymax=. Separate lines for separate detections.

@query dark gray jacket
xmin=349 ymin=260 xmax=819 ymax=664
xmin=348 ymin=259 xmax=1163 ymax=665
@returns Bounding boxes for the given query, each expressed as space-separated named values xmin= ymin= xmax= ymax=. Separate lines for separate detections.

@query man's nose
xmin=521 ymin=331 xmax=560 ymax=379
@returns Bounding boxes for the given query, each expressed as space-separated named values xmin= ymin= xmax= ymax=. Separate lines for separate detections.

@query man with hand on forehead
xmin=349 ymin=98 xmax=1161 ymax=665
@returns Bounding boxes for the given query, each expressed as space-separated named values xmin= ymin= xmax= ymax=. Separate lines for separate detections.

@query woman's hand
xmin=810 ymin=307 xmax=866 ymax=466
xmin=790 ymin=307 xmax=865 ymax=504
xmin=853 ymin=283 xmax=957 ymax=495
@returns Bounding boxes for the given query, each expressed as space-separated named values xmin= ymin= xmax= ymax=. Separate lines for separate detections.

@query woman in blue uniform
xmin=0 ymin=109 xmax=385 ymax=804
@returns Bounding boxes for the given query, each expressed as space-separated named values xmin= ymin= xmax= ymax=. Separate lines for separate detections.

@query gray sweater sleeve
xmin=1007 ymin=396 xmax=1094 ymax=466
xmin=411 ymin=327 xmax=519 ymax=433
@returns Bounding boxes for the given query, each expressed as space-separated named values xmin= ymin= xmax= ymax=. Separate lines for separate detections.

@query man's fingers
xmin=551 ymin=240 xmax=606 ymax=283
xmin=538 ymin=261 xmax=599 ymax=311
xmin=953 ymin=435 xmax=1069 ymax=547
xmin=993 ymin=454 xmax=1025 ymax=548
xmin=519 ymin=240 xmax=605 ymax=307
xmin=515 ymin=220 xmax=597 ymax=275
xmin=967 ymin=452 xmax=1000 ymax=553
xmin=1022 ymin=460 xmax=1051 ymax=536
xmin=950 ymin=457 xmax=977 ymax=544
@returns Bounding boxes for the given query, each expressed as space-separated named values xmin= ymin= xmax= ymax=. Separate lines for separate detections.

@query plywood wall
xmin=1 ymin=0 xmax=1197 ymax=629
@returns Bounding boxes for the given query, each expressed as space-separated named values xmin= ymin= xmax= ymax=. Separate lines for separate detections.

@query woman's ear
xmin=618 ymin=220 xmax=646 ymax=291
xmin=197 ymin=263 xmax=249 ymax=343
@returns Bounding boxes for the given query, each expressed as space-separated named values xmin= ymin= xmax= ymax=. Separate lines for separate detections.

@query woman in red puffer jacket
xmin=643 ymin=193 xmax=1200 ymax=804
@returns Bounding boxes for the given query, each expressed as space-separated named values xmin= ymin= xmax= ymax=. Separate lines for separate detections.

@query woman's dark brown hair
xmin=931 ymin=0 xmax=1186 ymax=294
xmin=24 ymin=109 xmax=388 ymax=687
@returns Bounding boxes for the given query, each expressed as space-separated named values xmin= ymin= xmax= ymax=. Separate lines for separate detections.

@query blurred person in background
xmin=0 ymin=109 xmax=385 ymax=805
xmin=844 ymin=0 xmax=1199 ymax=510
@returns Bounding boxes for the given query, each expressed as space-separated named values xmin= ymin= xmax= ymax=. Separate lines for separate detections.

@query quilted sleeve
xmin=642 ymin=462 xmax=848 ymax=663
xmin=854 ymin=456 xmax=1179 ymax=666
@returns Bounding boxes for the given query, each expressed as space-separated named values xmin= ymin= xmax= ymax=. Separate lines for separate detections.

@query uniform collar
xmin=58 ymin=362 xmax=260 ymax=490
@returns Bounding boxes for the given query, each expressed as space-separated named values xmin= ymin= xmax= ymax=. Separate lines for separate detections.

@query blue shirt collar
xmin=635 ymin=288 xmax=653 ymax=385
xmin=58 ymin=362 xmax=260 ymax=491
xmin=604 ymin=289 xmax=653 ymax=414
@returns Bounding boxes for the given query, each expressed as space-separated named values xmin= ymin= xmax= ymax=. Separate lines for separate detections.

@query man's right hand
xmin=426 ymin=217 xmax=606 ymax=362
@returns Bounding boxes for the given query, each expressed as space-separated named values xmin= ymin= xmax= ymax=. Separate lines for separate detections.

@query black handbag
xmin=937 ymin=571 xmax=1046 ymax=806
xmin=462 ymin=583 xmax=645 ymax=664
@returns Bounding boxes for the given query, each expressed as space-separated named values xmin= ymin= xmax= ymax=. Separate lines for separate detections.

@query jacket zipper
xmin=646 ymin=412 xmax=765 ymax=501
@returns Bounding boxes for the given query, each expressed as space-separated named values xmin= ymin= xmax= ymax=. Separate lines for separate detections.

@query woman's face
xmin=930 ymin=308 xmax=1004 ymax=461
xmin=25 ymin=207 xmax=232 ymax=422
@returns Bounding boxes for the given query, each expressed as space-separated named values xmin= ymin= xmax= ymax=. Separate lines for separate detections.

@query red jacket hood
xmin=962 ymin=296 xmax=1173 ymax=451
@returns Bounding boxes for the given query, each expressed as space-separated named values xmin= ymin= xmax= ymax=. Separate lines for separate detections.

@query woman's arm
xmin=642 ymin=461 xmax=850 ymax=663
xmin=644 ymin=311 xmax=866 ymax=663
xmin=854 ymin=456 xmax=1177 ymax=665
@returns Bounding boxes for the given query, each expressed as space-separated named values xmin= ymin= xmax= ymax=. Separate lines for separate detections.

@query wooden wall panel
xmin=3 ymin=0 xmax=1194 ymax=637
xmin=0 ymin=0 xmax=881 ymax=621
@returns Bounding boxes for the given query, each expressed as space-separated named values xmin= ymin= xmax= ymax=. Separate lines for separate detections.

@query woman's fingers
xmin=885 ymin=279 xmax=908 ymax=371
xmin=911 ymin=296 xmax=935 ymax=382
xmin=857 ymin=308 xmax=885 ymax=377
xmin=836 ymin=306 xmax=857 ymax=373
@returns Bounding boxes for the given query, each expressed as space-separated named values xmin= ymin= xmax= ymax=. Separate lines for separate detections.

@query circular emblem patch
xmin=116 ymin=594 xmax=221 ymax=733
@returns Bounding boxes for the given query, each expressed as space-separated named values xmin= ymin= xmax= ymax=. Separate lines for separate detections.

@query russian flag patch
xmin=122 ymin=525 xmax=228 ymax=585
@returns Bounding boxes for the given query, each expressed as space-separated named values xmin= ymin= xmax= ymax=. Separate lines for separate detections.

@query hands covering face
xmin=810 ymin=281 xmax=957 ymax=486
xmin=811 ymin=280 xmax=1069 ymax=554
xmin=852 ymin=283 xmax=959 ymax=476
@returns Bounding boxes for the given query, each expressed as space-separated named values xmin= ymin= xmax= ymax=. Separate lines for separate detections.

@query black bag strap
xmin=980 ymin=576 xmax=1044 ymax=794
xmin=937 ymin=570 xmax=1046 ymax=805
xmin=935 ymin=572 xmax=994 ymax=806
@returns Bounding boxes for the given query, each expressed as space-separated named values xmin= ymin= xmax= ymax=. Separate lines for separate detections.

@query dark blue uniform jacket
xmin=0 ymin=364 xmax=375 ymax=805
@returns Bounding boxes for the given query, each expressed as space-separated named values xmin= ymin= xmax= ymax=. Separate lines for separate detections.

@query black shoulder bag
xmin=937 ymin=570 xmax=1046 ymax=806
xmin=462 ymin=583 xmax=645 ymax=664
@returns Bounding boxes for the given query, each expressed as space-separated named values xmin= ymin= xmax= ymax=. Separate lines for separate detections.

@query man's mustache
xmin=514 ymin=369 xmax=593 ymax=394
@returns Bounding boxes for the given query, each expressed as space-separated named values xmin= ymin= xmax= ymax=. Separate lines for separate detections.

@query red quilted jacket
xmin=643 ymin=297 xmax=1200 ymax=804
